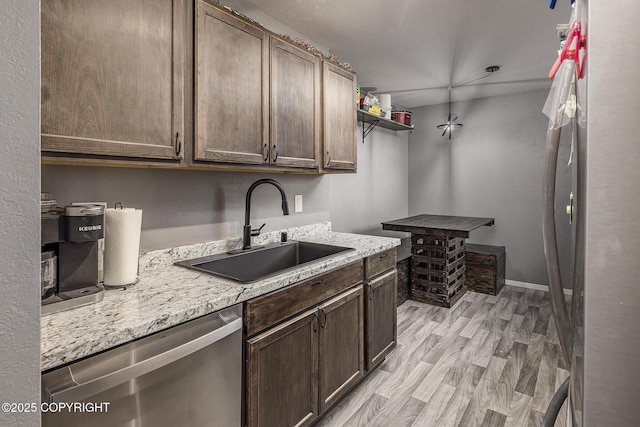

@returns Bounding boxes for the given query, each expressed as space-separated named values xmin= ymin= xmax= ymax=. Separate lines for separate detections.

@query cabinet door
xmin=41 ymin=0 xmax=185 ymax=161
xmin=270 ymin=36 xmax=320 ymax=169
xmin=366 ymin=270 xmax=398 ymax=369
xmin=247 ymin=309 xmax=318 ymax=427
xmin=195 ymin=1 xmax=269 ymax=164
xmin=318 ymin=285 xmax=364 ymax=413
xmin=322 ymin=62 xmax=357 ymax=171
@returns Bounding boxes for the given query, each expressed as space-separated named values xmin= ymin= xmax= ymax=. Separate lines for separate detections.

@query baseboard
xmin=505 ymin=279 xmax=573 ymax=296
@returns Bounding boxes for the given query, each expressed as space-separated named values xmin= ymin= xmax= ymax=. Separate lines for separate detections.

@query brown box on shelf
xmin=465 ymin=243 xmax=505 ymax=296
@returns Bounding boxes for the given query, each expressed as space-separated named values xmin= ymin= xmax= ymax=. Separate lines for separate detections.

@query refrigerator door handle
xmin=43 ymin=315 xmax=242 ymax=404
xmin=542 ymin=119 xmax=573 ymax=367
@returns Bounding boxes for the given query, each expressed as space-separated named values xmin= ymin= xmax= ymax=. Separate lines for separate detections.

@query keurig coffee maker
xmin=41 ymin=199 xmax=105 ymax=315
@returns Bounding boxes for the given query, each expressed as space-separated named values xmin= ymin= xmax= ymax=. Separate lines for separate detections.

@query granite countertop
xmin=41 ymin=222 xmax=400 ymax=371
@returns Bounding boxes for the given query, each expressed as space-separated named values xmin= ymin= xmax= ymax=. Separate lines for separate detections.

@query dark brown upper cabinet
xmin=41 ymin=0 xmax=357 ymax=173
xmin=194 ymin=0 xmax=269 ymax=165
xmin=269 ymin=36 xmax=321 ymax=169
xmin=41 ymin=0 xmax=185 ymax=162
xmin=322 ymin=62 xmax=357 ymax=171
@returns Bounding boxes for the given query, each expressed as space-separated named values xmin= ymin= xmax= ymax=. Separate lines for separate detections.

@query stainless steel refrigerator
xmin=543 ymin=1 xmax=640 ymax=425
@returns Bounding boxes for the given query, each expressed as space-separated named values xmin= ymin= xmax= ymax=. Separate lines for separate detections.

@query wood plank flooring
xmin=317 ymin=285 xmax=570 ymax=427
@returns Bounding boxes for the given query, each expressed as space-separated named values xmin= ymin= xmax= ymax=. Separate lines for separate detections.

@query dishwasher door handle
xmin=45 ymin=316 xmax=242 ymax=404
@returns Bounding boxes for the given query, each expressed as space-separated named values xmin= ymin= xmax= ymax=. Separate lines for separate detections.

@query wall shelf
xmin=357 ymin=109 xmax=413 ymax=142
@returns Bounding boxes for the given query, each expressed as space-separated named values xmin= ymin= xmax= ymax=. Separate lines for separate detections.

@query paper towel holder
xmin=104 ymin=277 xmax=139 ymax=290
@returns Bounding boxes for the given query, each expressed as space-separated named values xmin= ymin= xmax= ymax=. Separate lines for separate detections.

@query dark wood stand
xmin=465 ymin=243 xmax=506 ymax=296
xmin=410 ymin=235 xmax=467 ymax=308
xmin=382 ymin=214 xmax=495 ymax=308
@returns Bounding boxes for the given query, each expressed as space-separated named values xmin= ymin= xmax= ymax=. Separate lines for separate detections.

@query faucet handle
xmin=251 ymin=223 xmax=266 ymax=237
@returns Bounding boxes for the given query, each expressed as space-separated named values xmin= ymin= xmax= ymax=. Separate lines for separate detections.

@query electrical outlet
xmin=294 ymin=195 xmax=303 ymax=213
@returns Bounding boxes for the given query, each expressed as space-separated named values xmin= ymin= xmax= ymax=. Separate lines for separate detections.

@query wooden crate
xmin=409 ymin=234 xmax=466 ymax=308
xmin=396 ymin=258 xmax=410 ymax=306
xmin=465 ymin=243 xmax=505 ymax=296
xmin=411 ymin=280 xmax=466 ymax=308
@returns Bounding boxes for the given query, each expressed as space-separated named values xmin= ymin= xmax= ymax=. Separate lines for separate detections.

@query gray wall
xmin=409 ymin=90 xmax=572 ymax=286
xmin=330 ymin=127 xmax=409 ymax=236
xmin=0 ymin=0 xmax=41 ymax=425
xmin=42 ymin=124 xmax=409 ymax=251
xmin=42 ymin=167 xmax=331 ymax=251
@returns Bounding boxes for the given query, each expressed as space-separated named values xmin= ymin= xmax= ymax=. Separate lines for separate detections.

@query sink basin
xmin=175 ymin=240 xmax=354 ymax=283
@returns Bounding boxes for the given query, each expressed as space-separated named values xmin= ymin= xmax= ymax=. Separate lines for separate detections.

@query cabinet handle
xmin=369 ymin=284 xmax=375 ymax=300
xmin=263 ymin=143 xmax=268 ymax=161
xmin=175 ymin=132 xmax=182 ymax=158
xmin=310 ymin=280 xmax=323 ymax=286
xmin=320 ymin=308 xmax=327 ymax=328
xmin=273 ymin=144 xmax=278 ymax=162
xmin=326 ymin=151 xmax=331 ymax=166
xmin=379 ymin=253 xmax=388 ymax=259
xmin=313 ymin=312 xmax=319 ymax=332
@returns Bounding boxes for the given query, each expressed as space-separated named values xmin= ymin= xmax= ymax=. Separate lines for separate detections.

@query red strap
xmin=549 ymin=22 xmax=586 ymax=79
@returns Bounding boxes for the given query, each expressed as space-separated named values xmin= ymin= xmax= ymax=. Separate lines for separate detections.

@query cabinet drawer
xmin=364 ymin=248 xmax=396 ymax=280
xmin=245 ymin=261 xmax=364 ymax=336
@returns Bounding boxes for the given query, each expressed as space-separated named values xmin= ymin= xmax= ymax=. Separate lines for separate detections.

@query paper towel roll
xmin=104 ymin=208 xmax=142 ymax=287
xmin=379 ymin=94 xmax=391 ymax=109
xmin=379 ymin=94 xmax=392 ymax=119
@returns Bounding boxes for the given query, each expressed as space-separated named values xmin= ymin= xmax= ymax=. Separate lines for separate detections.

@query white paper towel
xmin=379 ymin=94 xmax=391 ymax=109
xmin=379 ymin=94 xmax=392 ymax=119
xmin=104 ymin=208 xmax=142 ymax=287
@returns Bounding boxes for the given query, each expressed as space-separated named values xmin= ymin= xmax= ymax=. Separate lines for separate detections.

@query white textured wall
xmin=409 ymin=90 xmax=572 ymax=286
xmin=0 ymin=0 xmax=41 ymax=425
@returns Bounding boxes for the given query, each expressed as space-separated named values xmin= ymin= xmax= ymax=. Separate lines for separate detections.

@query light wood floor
xmin=317 ymin=285 xmax=570 ymax=427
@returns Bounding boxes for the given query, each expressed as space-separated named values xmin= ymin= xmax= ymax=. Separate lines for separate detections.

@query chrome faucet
xmin=242 ymin=179 xmax=289 ymax=250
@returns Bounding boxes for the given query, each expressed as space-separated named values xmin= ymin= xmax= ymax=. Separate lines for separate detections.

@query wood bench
xmin=465 ymin=243 xmax=505 ymax=296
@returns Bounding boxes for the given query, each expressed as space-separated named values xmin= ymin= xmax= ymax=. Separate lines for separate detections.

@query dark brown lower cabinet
xmin=366 ymin=270 xmax=398 ymax=369
xmin=246 ymin=285 xmax=364 ymax=427
xmin=245 ymin=256 xmax=397 ymax=426
xmin=318 ymin=286 xmax=365 ymax=412
xmin=247 ymin=309 xmax=319 ymax=427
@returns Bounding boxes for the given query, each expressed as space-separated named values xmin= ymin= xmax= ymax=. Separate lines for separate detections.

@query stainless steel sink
xmin=175 ymin=240 xmax=354 ymax=283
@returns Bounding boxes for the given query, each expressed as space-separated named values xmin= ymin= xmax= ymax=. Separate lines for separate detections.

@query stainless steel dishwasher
xmin=41 ymin=304 xmax=242 ymax=427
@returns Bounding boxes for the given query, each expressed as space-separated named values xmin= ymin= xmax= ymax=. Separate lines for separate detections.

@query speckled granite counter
xmin=41 ymin=222 xmax=400 ymax=371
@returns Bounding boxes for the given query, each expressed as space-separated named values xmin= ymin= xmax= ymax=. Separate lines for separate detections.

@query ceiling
xmin=238 ymin=0 xmax=573 ymax=108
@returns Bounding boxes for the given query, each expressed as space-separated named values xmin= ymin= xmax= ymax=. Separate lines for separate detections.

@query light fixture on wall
xmin=437 ymin=86 xmax=463 ymax=140
xmin=436 ymin=65 xmax=500 ymax=140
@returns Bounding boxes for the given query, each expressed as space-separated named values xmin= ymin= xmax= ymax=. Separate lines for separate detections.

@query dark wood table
xmin=382 ymin=214 xmax=495 ymax=308
xmin=382 ymin=214 xmax=495 ymax=238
